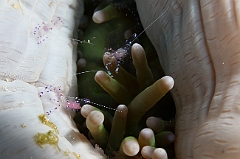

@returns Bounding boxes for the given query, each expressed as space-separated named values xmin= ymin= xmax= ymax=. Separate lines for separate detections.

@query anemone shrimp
xmin=39 ymin=85 xmax=119 ymax=115
xmin=101 ymin=5 xmax=169 ymax=78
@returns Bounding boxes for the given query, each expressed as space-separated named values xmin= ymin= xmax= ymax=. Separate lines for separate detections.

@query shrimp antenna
xmin=75 ymin=98 xmax=120 ymax=112
xmin=69 ymin=38 xmax=97 ymax=45
xmin=132 ymin=6 xmax=169 ymax=43
xmin=73 ymin=70 xmax=99 ymax=76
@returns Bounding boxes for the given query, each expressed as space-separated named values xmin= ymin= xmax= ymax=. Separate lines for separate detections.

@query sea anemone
xmin=75 ymin=1 xmax=176 ymax=158
xmin=76 ymin=5 xmax=176 ymax=155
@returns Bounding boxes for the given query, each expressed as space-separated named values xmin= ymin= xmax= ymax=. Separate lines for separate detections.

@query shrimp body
xmin=105 ymin=33 xmax=138 ymax=77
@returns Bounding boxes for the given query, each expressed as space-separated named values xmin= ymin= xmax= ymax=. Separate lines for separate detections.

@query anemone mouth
xmin=74 ymin=1 xmax=176 ymax=158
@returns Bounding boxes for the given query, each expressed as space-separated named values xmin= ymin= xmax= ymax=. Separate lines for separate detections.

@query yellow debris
xmin=37 ymin=114 xmax=80 ymax=159
xmin=21 ymin=123 xmax=26 ymax=128
xmin=34 ymin=130 xmax=60 ymax=151
xmin=64 ymin=149 xmax=71 ymax=156
xmin=49 ymin=2 xmax=54 ymax=7
xmin=72 ymin=152 xmax=81 ymax=159
xmin=12 ymin=4 xmax=18 ymax=9
xmin=38 ymin=114 xmax=59 ymax=133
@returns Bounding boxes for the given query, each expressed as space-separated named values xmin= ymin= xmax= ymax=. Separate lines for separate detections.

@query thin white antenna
xmin=132 ymin=6 xmax=169 ymax=43
xmin=69 ymin=38 xmax=97 ymax=45
xmin=70 ymin=7 xmax=169 ymax=46
xmin=73 ymin=70 xmax=99 ymax=76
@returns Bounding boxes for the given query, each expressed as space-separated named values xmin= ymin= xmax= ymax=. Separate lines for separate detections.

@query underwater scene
xmin=1 ymin=0 xmax=240 ymax=159
xmin=76 ymin=0 xmax=176 ymax=158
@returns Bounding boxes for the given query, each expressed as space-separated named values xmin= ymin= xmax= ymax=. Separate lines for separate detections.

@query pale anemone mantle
xmin=136 ymin=0 xmax=240 ymax=159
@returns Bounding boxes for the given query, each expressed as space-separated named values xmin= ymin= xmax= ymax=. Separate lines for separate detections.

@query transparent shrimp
xmin=105 ymin=33 xmax=138 ymax=77
xmin=104 ymin=7 xmax=169 ymax=78
xmin=39 ymin=83 xmax=118 ymax=115
xmin=33 ymin=17 xmax=63 ymax=44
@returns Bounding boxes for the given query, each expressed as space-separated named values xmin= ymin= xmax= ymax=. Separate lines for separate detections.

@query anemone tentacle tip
xmin=92 ymin=11 xmax=104 ymax=24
